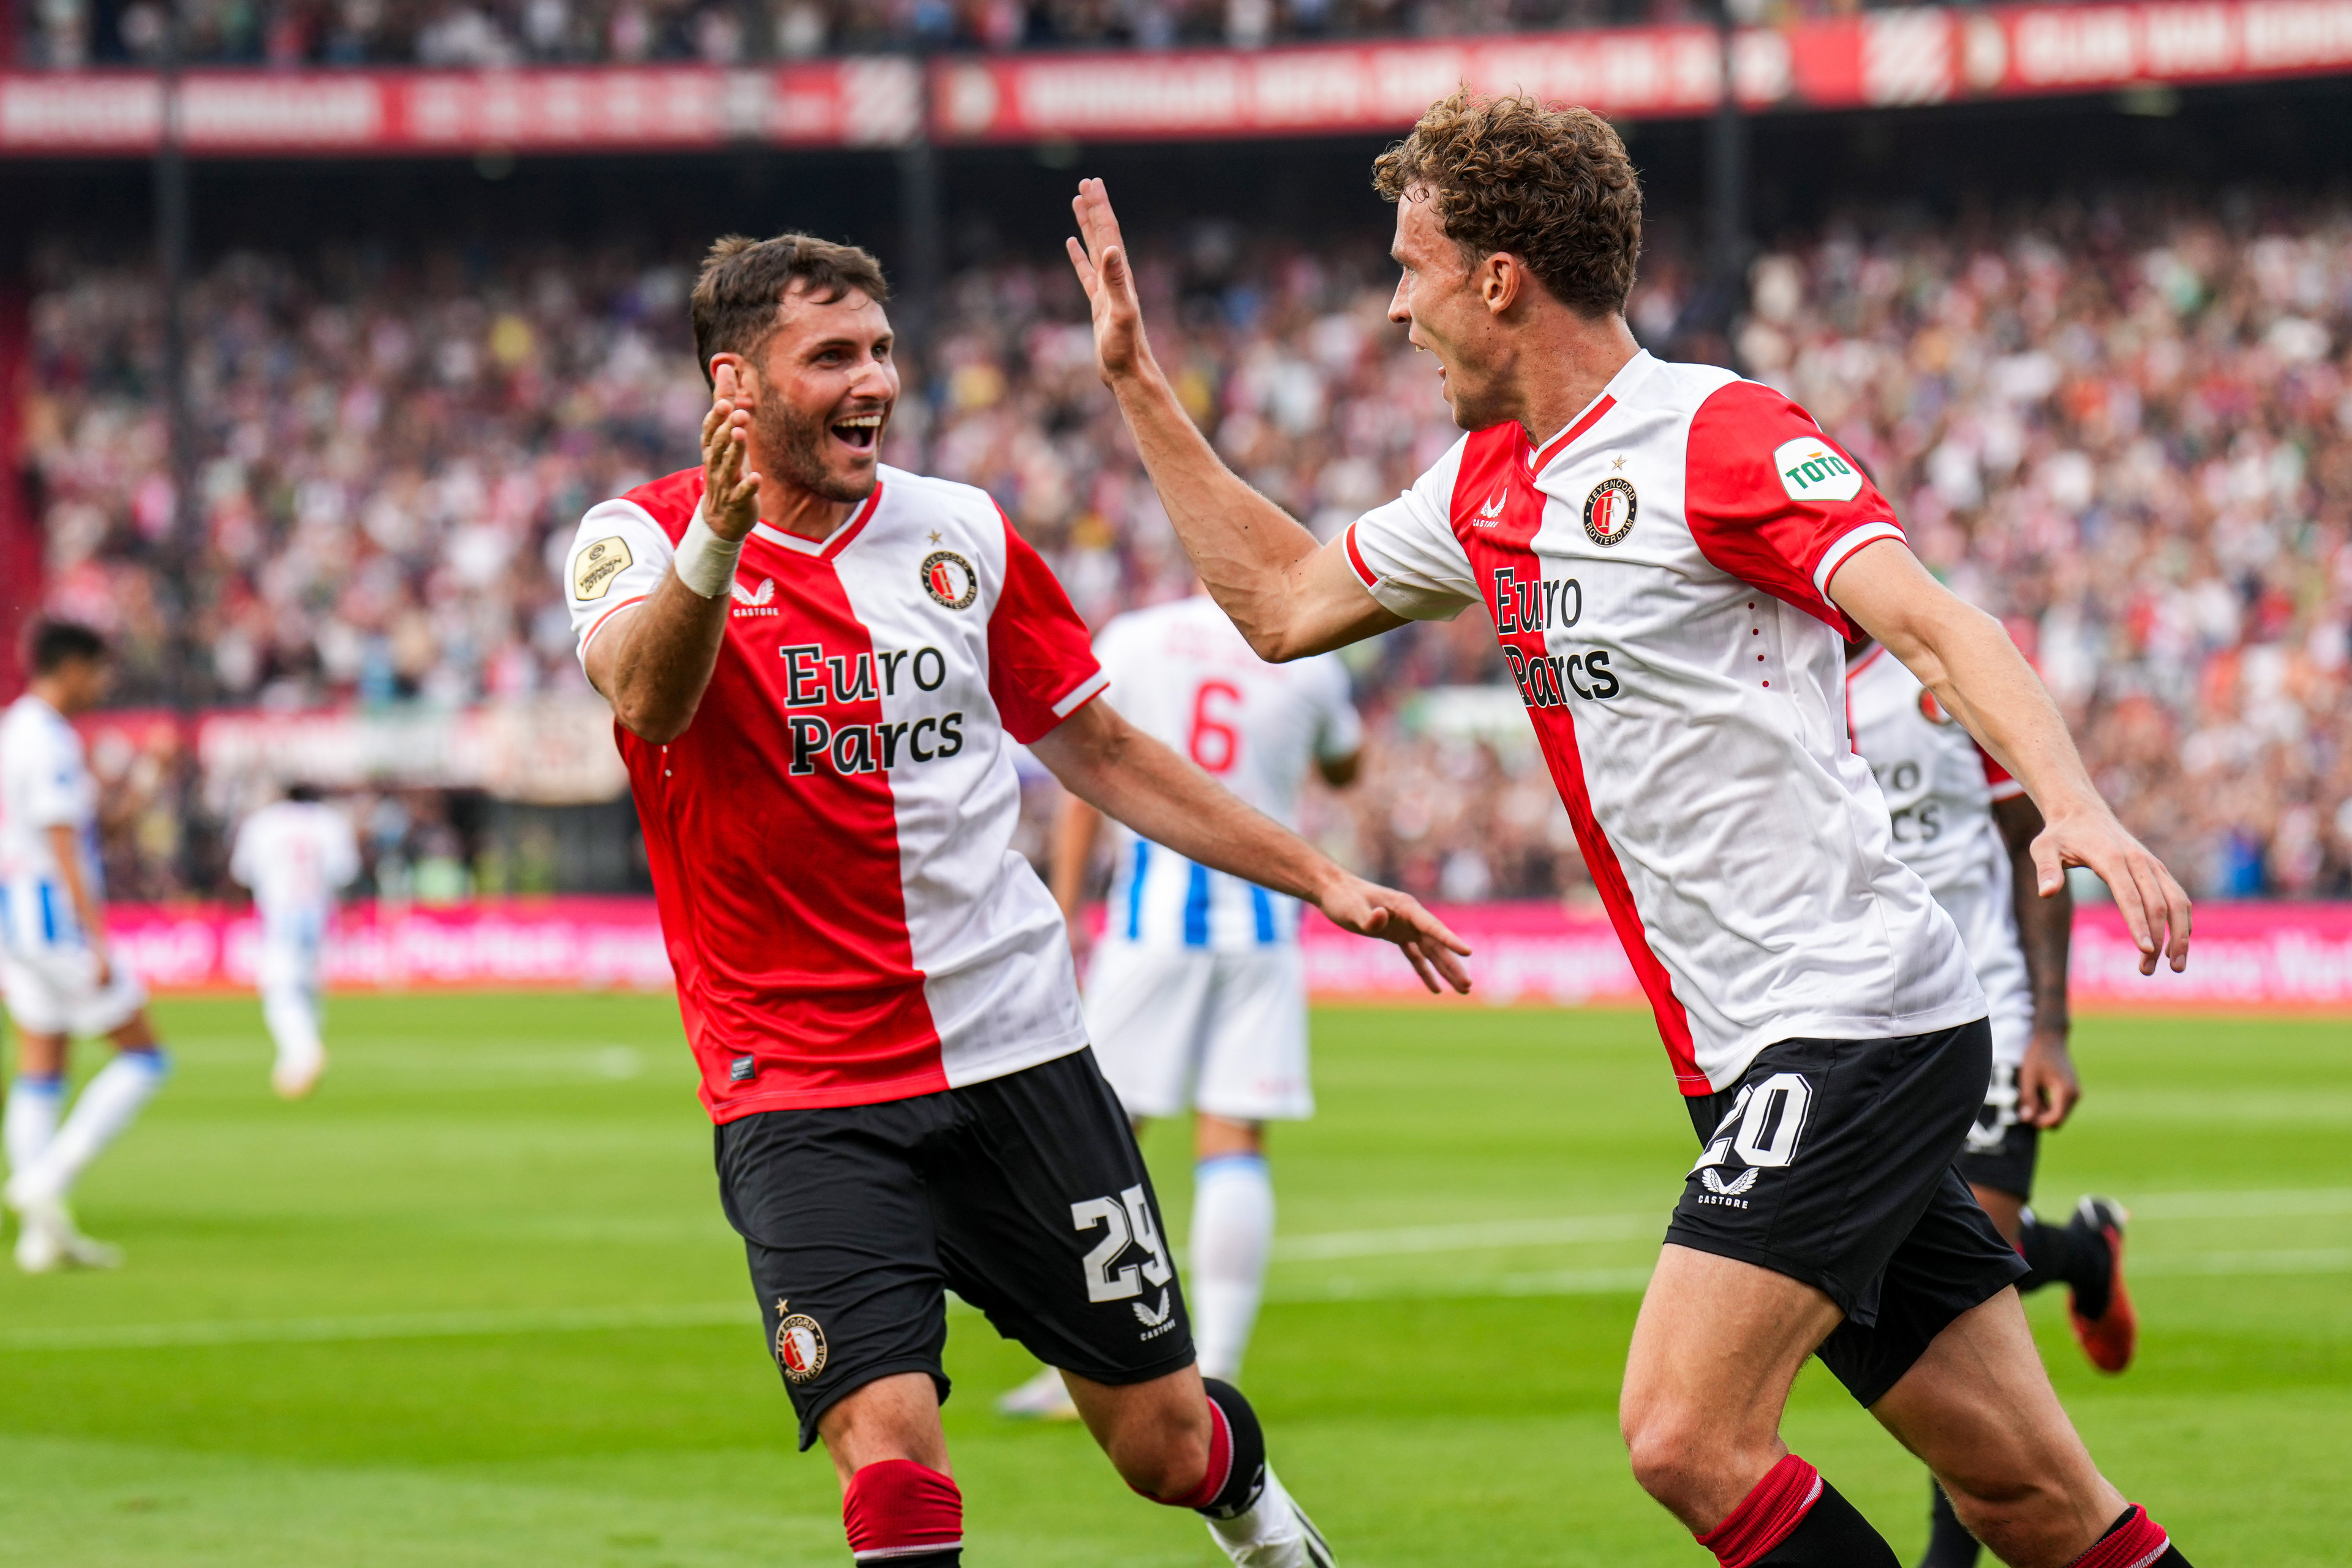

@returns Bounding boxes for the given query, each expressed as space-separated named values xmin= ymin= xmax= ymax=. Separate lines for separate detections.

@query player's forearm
xmin=1996 ymin=795 xmax=2073 ymax=1035
xmin=1105 ymin=361 xmax=1331 ymax=661
xmin=1038 ymin=710 xmax=1340 ymax=908
xmin=46 ymin=824 xmax=104 ymax=938
xmin=589 ymin=575 xmax=731 ymax=744
xmin=1049 ymin=794 xmax=1104 ymax=922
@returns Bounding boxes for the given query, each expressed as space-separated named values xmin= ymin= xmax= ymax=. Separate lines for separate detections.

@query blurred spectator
xmin=24 ymin=194 xmax=2352 ymax=903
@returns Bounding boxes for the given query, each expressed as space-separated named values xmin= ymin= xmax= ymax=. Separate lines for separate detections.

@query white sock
xmin=17 ymin=1052 xmax=167 ymax=1202
xmin=263 ymin=987 xmax=324 ymax=1072
xmin=6 ymin=1074 xmax=65 ymax=1175
xmin=1205 ymin=1463 xmax=1304 ymax=1551
xmin=1190 ymin=1153 xmax=1275 ymax=1383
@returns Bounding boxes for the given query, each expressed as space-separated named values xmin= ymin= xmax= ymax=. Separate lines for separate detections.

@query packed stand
xmin=17 ymin=0 xmax=1954 ymax=70
xmin=22 ymin=197 xmax=2352 ymax=903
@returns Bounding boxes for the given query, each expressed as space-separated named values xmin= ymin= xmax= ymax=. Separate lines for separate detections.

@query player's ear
xmin=1480 ymin=253 xmax=1521 ymax=316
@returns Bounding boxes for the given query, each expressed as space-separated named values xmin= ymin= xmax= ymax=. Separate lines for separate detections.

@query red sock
xmin=1696 ymin=1453 xmax=1826 ymax=1568
xmin=2067 ymin=1506 xmax=2173 ymax=1568
xmin=1140 ymin=1395 xmax=1233 ymax=1510
xmin=842 ymin=1459 xmax=963 ymax=1562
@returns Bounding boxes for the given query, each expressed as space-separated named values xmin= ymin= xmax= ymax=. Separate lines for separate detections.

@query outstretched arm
xmin=1068 ymin=179 xmax=1403 ymax=662
xmin=1030 ymin=698 xmax=1471 ymax=993
xmin=1831 ymin=539 xmax=2190 ymax=975
xmin=584 ymin=366 xmax=764 ymax=743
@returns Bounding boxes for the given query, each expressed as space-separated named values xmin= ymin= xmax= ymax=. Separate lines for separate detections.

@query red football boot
xmin=2067 ymin=1196 xmax=2137 ymax=1374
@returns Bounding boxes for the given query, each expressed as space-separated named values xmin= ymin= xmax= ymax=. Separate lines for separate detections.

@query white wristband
xmin=673 ymin=508 xmax=744 ymax=600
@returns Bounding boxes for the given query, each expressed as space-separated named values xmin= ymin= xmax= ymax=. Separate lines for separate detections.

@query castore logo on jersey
xmin=1473 ymin=488 xmax=1508 ymax=526
xmin=731 ymin=578 xmax=778 ymax=616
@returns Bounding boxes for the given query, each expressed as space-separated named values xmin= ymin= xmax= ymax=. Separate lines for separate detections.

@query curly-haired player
xmin=1070 ymin=89 xmax=2196 ymax=1568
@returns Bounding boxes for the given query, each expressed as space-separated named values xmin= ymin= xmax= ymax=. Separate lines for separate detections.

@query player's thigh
xmin=714 ymin=1103 xmax=954 ymax=1453
xmin=929 ymin=1049 xmax=1197 ymax=1389
xmin=1084 ymin=944 xmax=1215 ymax=1120
xmin=1870 ymin=1286 xmax=2116 ymax=1523
xmin=1623 ymin=1243 xmax=1844 ymax=1440
xmin=1194 ymin=946 xmax=1313 ymax=1123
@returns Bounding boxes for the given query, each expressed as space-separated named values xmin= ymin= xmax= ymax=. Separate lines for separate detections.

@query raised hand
xmin=1315 ymin=874 xmax=1474 ymax=995
xmin=701 ymin=362 xmax=762 ymax=541
xmin=2030 ymin=810 xmax=2191 ymax=976
xmin=1066 ymin=178 xmax=1150 ymax=384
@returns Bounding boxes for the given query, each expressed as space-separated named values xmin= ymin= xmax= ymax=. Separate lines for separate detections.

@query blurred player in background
xmin=565 ymin=232 xmax=1468 ymax=1568
xmin=231 ymin=784 xmax=361 ymax=1099
xmin=0 ymin=622 xmax=170 ymax=1273
xmin=1847 ymin=639 xmax=2137 ymax=1568
xmin=1000 ymin=592 xmax=1362 ymax=1420
xmin=1071 ymin=89 xmax=2198 ymax=1568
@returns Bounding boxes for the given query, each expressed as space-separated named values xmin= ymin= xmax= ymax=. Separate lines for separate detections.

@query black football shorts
xmin=1956 ymin=1059 xmax=2040 ymax=1201
xmin=714 ymin=1047 xmax=1196 ymax=1449
xmin=1664 ymin=1019 xmax=2027 ymax=1407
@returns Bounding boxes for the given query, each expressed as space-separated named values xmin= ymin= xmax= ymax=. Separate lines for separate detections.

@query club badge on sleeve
xmin=774 ymin=1300 xmax=829 ymax=1382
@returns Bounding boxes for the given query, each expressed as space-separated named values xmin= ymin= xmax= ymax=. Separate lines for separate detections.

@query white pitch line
xmin=0 ymin=1302 xmax=758 ymax=1353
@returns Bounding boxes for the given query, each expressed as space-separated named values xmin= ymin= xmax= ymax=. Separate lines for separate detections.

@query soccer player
xmin=1068 ymin=92 xmax=2197 ymax=1568
xmin=0 ymin=622 xmax=170 ymax=1273
xmin=230 ymin=783 xmax=361 ymax=1099
xmin=1847 ymin=639 xmax=2136 ymax=1568
xmin=998 ymin=593 xmax=1362 ymax=1418
xmin=564 ymin=232 xmax=1469 ymax=1568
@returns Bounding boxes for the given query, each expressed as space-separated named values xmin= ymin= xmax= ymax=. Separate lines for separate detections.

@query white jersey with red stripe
xmin=1345 ymin=349 xmax=1983 ymax=1096
xmin=565 ymin=464 xmax=1106 ymax=1120
xmin=1845 ymin=644 xmax=2034 ymax=1071
xmin=1090 ymin=595 xmax=1361 ymax=952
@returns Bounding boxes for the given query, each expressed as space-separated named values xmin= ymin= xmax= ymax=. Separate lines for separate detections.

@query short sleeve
xmin=1685 ymin=381 xmax=1906 ymax=636
xmin=564 ymin=499 xmax=677 ymax=667
xmin=1979 ymin=746 xmax=2025 ymax=802
xmin=989 ymin=516 xmax=1106 ymax=744
xmin=1343 ymin=442 xmax=1477 ymax=622
xmin=18 ymin=724 xmax=85 ymax=829
xmin=1308 ymin=655 xmax=1363 ymax=762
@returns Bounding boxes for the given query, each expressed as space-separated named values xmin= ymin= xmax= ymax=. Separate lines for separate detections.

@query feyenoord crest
xmin=774 ymin=1300 xmax=827 ymax=1384
xmin=1582 ymin=478 xmax=1638 ymax=547
xmin=921 ymin=549 xmax=979 ymax=610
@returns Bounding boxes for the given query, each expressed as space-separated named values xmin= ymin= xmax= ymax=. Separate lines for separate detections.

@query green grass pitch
xmin=0 ymin=993 xmax=2342 ymax=1566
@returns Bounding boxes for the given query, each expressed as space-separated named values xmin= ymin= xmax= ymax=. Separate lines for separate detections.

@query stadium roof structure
xmin=6 ymin=0 xmax=2352 ymax=156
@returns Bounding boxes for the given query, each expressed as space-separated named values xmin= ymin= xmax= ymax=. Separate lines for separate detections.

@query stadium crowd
xmin=18 ymin=0 xmax=1958 ymax=69
xmin=20 ymin=192 xmax=2352 ymax=902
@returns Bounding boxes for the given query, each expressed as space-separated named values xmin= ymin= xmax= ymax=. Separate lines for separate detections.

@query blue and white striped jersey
xmin=1095 ymin=597 xmax=1361 ymax=952
xmin=0 ymin=694 xmax=102 ymax=955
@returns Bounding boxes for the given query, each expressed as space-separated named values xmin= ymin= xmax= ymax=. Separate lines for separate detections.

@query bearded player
xmin=564 ymin=232 xmax=1469 ymax=1568
xmin=999 ymin=592 xmax=1362 ymax=1420
xmin=1847 ymin=639 xmax=2137 ymax=1568
xmin=1070 ymin=92 xmax=2196 ymax=1568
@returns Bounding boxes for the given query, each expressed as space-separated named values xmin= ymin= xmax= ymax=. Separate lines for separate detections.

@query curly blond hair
xmin=1373 ymin=88 xmax=1643 ymax=318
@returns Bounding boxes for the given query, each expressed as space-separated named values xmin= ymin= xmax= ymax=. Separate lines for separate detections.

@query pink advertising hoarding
xmin=106 ymin=897 xmax=2352 ymax=1009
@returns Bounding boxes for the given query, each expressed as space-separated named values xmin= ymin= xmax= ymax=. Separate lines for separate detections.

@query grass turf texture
xmin=0 ymin=995 xmax=2342 ymax=1566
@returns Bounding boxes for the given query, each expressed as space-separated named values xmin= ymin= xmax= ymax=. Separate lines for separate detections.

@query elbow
xmin=613 ymin=696 xmax=690 ymax=747
xmin=1244 ymin=620 xmax=1314 ymax=664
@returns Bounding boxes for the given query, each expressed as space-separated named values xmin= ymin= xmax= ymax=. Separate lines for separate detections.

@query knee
xmin=1619 ymin=1402 xmax=1720 ymax=1512
xmin=1109 ymin=1417 xmax=1213 ymax=1501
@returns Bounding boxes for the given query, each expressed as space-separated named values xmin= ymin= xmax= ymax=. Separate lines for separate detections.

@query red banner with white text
xmin=106 ymin=897 xmax=2352 ymax=1009
xmin=10 ymin=4 xmax=2352 ymax=155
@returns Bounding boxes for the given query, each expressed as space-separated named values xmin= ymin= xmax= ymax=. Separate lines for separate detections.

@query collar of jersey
xmin=1529 ymin=349 xmax=1656 ymax=476
xmin=748 ymin=483 xmax=885 ymax=559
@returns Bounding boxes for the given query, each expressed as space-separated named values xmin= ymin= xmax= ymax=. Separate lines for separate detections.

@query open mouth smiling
xmin=832 ymin=411 xmax=884 ymax=452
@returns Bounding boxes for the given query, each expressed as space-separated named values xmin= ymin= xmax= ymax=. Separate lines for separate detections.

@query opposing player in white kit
xmin=231 ymin=785 xmax=361 ymax=1099
xmin=1000 ymin=594 xmax=1362 ymax=1417
xmin=1072 ymin=89 xmax=2199 ymax=1568
xmin=1 ymin=623 xmax=170 ymax=1273
xmin=1848 ymin=642 xmax=2137 ymax=1568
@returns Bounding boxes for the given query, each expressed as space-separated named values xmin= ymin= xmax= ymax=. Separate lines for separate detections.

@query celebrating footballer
xmin=1069 ymin=90 xmax=2198 ymax=1568
xmin=564 ymin=232 xmax=1470 ymax=1568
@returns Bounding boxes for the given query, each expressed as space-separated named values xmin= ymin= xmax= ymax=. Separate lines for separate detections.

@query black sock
xmin=1196 ymin=1378 xmax=1268 ymax=1521
xmin=1915 ymin=1479 xmax=1981 ymax=1568
xmin=854 ymin=1554 xmax=958 ymax=1567
xmin=1756 ymin=1479 xmax=1900 ymax=1566
xmin=2018 ymin=1212 xmax=2113 ymax=1317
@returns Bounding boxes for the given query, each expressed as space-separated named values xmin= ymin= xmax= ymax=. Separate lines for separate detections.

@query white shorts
xmin=1084 ymin=942 xmax=1312 ymax=1123
xmin=256 ymin=916 xmax=328 ymax=998
xmin=2 ymin=943 xmax=148 ymax=1038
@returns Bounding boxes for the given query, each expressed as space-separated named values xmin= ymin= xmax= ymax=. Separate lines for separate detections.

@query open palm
xmin=1066 ymin=178 xmax=1150 ymax=383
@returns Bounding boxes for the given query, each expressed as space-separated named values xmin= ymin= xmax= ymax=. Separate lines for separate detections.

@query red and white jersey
xmin=1846 ymin=644 xmax=2033 ymax=1069
xmin=565 ymin=464 xmax=1106 ymax=1121
xmin=1091 ymin=595 xmax=1361 ymax=952
xmin=1346 ymin=349 xmax=1983 ymax=1096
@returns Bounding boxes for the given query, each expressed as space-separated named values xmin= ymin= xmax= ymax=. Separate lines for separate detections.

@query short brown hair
xmin=690 ymin=233 xmax=892 ymax=386
xmin=1373 ymin=89 xmax=1643 ymax=318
